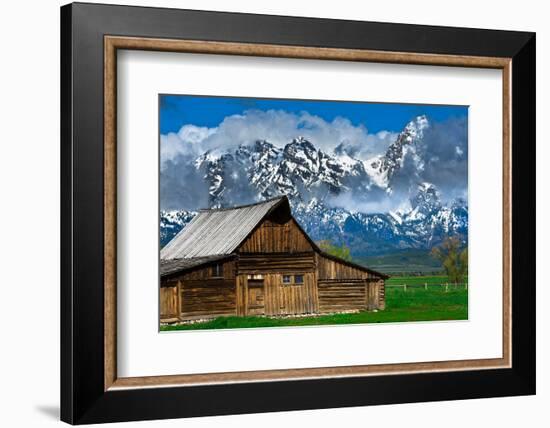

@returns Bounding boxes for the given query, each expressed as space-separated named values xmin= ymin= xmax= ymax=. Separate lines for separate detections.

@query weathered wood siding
xmin=180 ymin=260 xmax=236 ymax=280
xmin=318 ymin=279 xmax=366 ymax=313
xmin=236 ymin=272 xmax=318 ymax=316
xmin=237 ymin=252 xmax=317 ymax=315
xmin=160 ymin=281 xmax=179 ymax=321
xmin=316 ymin=253 xmax=385 ymax=312
xmin=318 ymin=279 xmax=384 ymax=313
xmin=270 ymin=272 xmax=317 ymax=315
xmin=236 ymin=274 xmax=247 ymax=316
xmin=238 ymin=252 xmax=315 ymax=273
xmin=180 ymin=279 xmax=236 ymax=319
xmin=317 ymin=253 xmax=372 ymax=280
xmin=160 ymin=260 xmax=237 ymax=321
xmin=366 ymin=279 xmax=378 ymax=311
xmin=377 ymin=279 xmax=386 ymax=310
xmin=161 ymin=226 xmax=387 ymax=320
xmin=238 ymin=218 xmax=314 ymax=253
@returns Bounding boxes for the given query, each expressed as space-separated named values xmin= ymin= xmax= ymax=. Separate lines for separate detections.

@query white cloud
xmin=177 ymin=124 xmax=217 ymax=143
xmin=160 ymin=109 xmax=396 ymax=165
xmin=160 ymin=125 xmax=216 ymax=167
xmin=327 ymin=188 xmax=412 ymax=214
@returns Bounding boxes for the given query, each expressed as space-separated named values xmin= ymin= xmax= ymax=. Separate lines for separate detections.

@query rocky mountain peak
xmin=284 ymin=136 xmax=318 ymax=160
xmin=161 ymin=115 xmax=467 ymax=256
xmin=410 ymin=182 xmax=442 ymax=216
xmin=373 ymin=115 xmax=430 ymax=188
xmin=404 ymin=115 xmax=429 ymax=141
xmin=252 ymin=139 xmax=276 ymax=152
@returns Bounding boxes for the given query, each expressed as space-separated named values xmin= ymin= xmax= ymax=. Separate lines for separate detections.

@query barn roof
xmin=160 ymin=254 xmax=235 ymax=278
xmin=160 ymin=196 xmax=289 ymax=260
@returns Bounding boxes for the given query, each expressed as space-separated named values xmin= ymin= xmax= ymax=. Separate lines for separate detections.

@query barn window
xmin=282 ymin=275 xmax=292 ymax=284
xmin=211 ymin=263 xmax=223 ymax=277
xmin=294 ymin=275 xmax=304 ymax=284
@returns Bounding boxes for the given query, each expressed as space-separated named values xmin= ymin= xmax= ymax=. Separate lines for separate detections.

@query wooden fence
xmin=386 ymin=282 xmax=468 ymax=292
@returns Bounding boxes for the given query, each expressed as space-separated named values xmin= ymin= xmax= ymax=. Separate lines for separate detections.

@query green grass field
xmin=161 ymin=275 xmax=468 ymax=331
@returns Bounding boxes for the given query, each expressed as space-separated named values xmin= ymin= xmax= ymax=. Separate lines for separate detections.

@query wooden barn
xmin=160 ymin=196 xmax=388 ymax=323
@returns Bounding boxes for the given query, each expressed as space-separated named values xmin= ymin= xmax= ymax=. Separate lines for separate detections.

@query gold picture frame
xmin=104 ymin=36 xmax=512 ymax=391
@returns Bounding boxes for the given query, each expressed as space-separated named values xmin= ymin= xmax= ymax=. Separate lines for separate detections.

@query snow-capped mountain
xmin=193 ymin=135 xmax=370 ymax=205
xmin=365 ymin=115 xmax=429 ymax=190
xmin=160 ymin=210 xmax=196 ymax=248
xmin=160 ymin=115 xmax=468 ymax=256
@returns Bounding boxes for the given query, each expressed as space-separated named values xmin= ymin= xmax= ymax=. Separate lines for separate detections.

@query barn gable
xmin=237 ymin=211 xmax=315 ymax=254
xmin=160 ymin=196 xmax=287 ymax=260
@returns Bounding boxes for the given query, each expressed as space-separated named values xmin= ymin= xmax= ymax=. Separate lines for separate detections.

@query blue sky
xmin=159 ymin=94 xmax=468 ymax=135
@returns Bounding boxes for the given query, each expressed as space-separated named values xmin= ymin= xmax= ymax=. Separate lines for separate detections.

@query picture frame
xmin=60 ymin=2 xmax=535 ymax=424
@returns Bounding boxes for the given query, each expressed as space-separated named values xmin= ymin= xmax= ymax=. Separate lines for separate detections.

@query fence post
xmin=424 ymin=282 xmax=428 ymax=290
xmin=445 ymin=283 xmax=448 ymax=292
xmin=404 ymin=283 xmax=407 ymax=292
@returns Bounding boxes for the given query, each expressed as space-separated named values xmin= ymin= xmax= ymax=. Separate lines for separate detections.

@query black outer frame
xmin=60 ymin=2 xmax=535 ymax=424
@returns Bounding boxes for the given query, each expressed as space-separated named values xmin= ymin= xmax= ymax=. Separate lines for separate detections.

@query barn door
xmin=247 ymin=279 xmax=265 ymax=315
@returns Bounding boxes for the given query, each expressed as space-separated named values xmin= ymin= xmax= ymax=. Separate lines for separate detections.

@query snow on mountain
xmin=160 ymin=115 xmax=468 ymax=257
xmin=160 ymin=210 xmax=196 ymax=247
xmin=364 ymin=114 xmax=429 ymax=191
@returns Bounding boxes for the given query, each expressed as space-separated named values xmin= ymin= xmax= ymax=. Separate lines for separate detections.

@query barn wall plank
xmin=317 ymin=254 xmax=371 ymax=280
xmin=179 ymin=279 xmax=236 ymax=320
xmin=238 ymin=253 xmax=315 ymax=273
xmin=160 ymin=283 xmax=179 ymax=321
xmin=238 ymin=218 xmax=314 ymax=253
xmin=180 ymin=260 xmax=236 ymax=280
xmin=318 ymin=280 xmax=367 ymax=313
